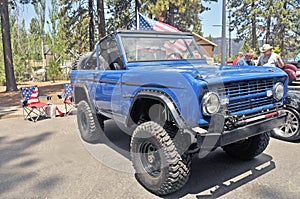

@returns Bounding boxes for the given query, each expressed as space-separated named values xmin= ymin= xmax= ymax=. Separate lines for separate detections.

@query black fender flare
xmin=74 ymin=82 xmax=97 ymax=114
xmin=126 ymin=90 xmax=198 ymax=143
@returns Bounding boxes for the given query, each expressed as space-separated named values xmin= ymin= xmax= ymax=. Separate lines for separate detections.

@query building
xmin=192 ymin=32 xmax=218 ymax=65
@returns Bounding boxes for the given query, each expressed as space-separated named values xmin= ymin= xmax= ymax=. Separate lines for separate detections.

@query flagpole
xmin=221 ymin=0 xmax=226 ymax=65
xmin=135 ymin=0 xmax=139 ymax=30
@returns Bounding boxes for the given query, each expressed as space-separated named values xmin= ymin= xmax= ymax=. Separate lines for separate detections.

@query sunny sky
xmin=201 ymin=1 xmax=223 ymax=37
xmin=18 ymin=0 xmax=233 ymax=38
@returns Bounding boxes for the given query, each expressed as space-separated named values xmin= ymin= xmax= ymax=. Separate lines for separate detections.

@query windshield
xmin=120 ymin=34 xmax=204 ymax=62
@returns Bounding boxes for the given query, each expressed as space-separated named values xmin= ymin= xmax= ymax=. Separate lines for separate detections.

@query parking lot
xmin=0 ymin=115 xmax=299 ymax=199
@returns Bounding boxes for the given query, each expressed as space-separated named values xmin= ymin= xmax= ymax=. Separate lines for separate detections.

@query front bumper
xmin=196 ymin=112 xmax=286 ymax=148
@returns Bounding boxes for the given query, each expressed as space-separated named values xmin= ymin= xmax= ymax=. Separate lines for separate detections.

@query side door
xmin=71 ymin=51 xmax=99 ymax=106
xmin=94 ymin=35 xmax=125 ymax=119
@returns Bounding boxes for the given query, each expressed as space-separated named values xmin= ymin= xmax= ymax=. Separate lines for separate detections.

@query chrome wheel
xmin=273 ymin=109 xmax=299 ymax=138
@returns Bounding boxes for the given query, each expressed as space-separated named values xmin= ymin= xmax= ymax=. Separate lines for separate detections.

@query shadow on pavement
xmin=91 ymin=120 xmax=275 ymax=198
xmin=0 ymin=131 xmax=63 ymax=197
xmin=168 ymin=151 xmax=274 ymax=198
xmin=94 ymin=120 xmax=132 ymax=160
xmin=0 ymin=106 xmax=21 ymax=119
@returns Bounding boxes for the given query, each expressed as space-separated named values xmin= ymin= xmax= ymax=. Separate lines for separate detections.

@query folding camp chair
xmin=58 ymin=83 xmax=75 ymax=115
xmin=20 ymin=85 xmax=51 ymax=122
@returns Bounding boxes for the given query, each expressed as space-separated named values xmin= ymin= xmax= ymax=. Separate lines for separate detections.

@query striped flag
xmin=138 ymin=13 xmax=188 ymax=54
xmin=138 ymin=13 xmax=180 ymax=32
xmin=63 ymin=83 xmax=74 ymax=99
xmin=21 ymin=86 xmax=40 ymax=105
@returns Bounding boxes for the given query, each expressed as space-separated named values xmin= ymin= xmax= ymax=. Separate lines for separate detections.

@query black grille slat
xmin=228 ymin=98 xmax=273 ymax=113
xmin=218 ymin=79 xmax=278 ymax=113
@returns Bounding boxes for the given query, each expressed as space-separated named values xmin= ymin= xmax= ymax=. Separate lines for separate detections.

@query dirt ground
xmin=0 ymin=80 xmax=70 ymax=119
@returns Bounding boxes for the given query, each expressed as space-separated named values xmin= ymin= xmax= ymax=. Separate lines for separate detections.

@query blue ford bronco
xmin=70 ymin=30 xmax=288 ymax=195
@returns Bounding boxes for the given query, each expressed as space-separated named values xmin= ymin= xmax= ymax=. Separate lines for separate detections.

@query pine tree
xmin=228 ymin=0 xmax=300 ymax=58
xmin=57 ymin=0 xmax=90 ymax=53
xmin=33 ymin=0 xmax=47 ymax=81
xmin=0 ymin=0 xmax=18 ymax=91
xmin=138 ymin=0 xmax=206 ymax=34
xmin=106 ymin=0 xmax=134 ymax=32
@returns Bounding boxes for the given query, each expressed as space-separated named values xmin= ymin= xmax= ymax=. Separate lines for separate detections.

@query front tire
xmin=130 ymin=121 xmax=190 ymax=195
xmin=271 ymin=107 xmax=300 ymax=141
xmin=222 ymin=132 xmax=270 ymax=160
xmin=77 ymin=100 xmax=104 ymax=143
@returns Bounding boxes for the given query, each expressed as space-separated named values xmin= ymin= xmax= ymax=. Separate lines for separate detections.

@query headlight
xmin=274 ymin=82 xmax=284 ymax=101
xmin=202 ymin=92 xmax=220 ymax=115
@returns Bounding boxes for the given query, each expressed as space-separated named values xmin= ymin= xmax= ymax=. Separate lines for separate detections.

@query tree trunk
xmin=88 ymin=0 xmax=95 ymax=51
xmin=279 ymin=1 xmax=287 ymax=57
xmin=251 ymin=1 xmax=256 ymax=49
xmin=169 ymin=4 xmax=174 ymax=26
xmin=97 ymin=0 xmax=106 ymax=40
xmin=265 ymin=0 xmax=272 ymax=44
xmin=0 ymin=0 xmax=18 ymax=92
xmin=265 ymin=16 xmax=271 ymax=44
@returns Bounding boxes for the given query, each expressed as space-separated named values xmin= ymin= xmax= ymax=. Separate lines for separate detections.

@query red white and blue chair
xmin=58 ymin=84 xmax=75 ymax=115
xmin=20 ymin=85 xmax=51 ymax=122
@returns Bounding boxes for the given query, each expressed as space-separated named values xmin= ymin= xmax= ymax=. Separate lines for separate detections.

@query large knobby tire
xmin=222 ymin=132 xmax=270 ymax=160
xmin=77 ymin=100 xmax=104 ymax=143
xmin=130 ymin=121 xmax=190 ymax=195
xmin=271 ymin=107 xmax=300 ymax=141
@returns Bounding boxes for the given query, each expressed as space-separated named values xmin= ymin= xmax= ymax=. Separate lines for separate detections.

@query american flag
xmin=138 ymin=13 xmax=180 ymax=32
xmin=21 ymin=86 xmax=39 ymax=105
xmin=138 ymin=13 xmax=187 ymax=54
xmin=64 ymin=84 xmax=74 ymax=98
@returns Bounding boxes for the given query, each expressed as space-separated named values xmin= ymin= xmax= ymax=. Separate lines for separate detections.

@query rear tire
xmin=130 ymin=121 xmax=190 ymax=195
xmin=222 ymin=132 xmax=270 ymax=160
xmin=77 ymin=100 xmax=104 ymax=143
xmin=73 ymin=52 xmax=93 ymax=70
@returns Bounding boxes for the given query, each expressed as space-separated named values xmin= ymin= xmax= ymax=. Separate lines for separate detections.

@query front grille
xmin=217 ymin=79 xmax=278 ymax=114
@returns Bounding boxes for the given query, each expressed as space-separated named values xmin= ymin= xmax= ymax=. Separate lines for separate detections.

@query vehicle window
xmin=84 ymin=52 xmax=97 ymax=70
xmin=120 ymin=35 xmax=203 ymax=62
xmin=99 ymin=37 xmax=124 ymax=70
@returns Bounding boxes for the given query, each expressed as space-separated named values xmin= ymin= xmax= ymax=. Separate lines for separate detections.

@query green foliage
xmin=138 ymin=0 xmax=206 ymax=34
xmin=28 ymin=18 xmax=42 ymax=60
xmin=47 ymin=61 xmax=62 ymax=82
xmin=10 ymin=16 xmax=29 ymax=82
xmin=273 ymin=46 xmax=281 ymax=55
xmin=104 ymin=0 xmax=206 ymax=34
xmin=57 ymin=0 xmax=90 ymax=53
xmin=228 ymin=0 xmax=300 ymax=58
xmin=106 ymin=0 xmax=135 ymax=32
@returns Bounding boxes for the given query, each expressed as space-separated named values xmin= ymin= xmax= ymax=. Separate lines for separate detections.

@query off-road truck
xmin=70 ymin=30 xmax=288 ymax=195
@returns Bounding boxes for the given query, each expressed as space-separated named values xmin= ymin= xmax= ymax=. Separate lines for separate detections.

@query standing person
xmin=232 ymin=52 xmax=244 ymax=66
xmin=236 ymin=49 xmax=255 ymax=66
xmin=257 ymin=44 xmax=284 ymax=68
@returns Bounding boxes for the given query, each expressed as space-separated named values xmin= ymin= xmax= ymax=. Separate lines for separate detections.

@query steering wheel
xmin=167 ymin=53 xmax=183 ymax=60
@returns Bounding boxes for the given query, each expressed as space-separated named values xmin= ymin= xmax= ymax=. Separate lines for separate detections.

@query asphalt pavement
xmin=0 ymin=115 xmax=299 ymax=199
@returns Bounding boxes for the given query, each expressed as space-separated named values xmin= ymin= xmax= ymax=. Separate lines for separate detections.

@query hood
xmin=128 ymin=62 xmax=287 ymax=85
xmin=181 ymin=64 xmax=287 ymax=84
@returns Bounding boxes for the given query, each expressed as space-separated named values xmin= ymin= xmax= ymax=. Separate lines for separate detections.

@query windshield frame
xmin=117 ymin=32 xmax=205 ymax=63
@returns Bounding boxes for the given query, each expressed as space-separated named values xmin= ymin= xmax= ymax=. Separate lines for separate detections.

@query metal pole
xmin=221 ymin=0 xmax=226 ymax=65
xmin=228 ymin=10 xmax=231 ymax=58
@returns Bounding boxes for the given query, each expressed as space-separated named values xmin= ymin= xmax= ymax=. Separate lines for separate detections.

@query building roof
xmin=192 ymin=32 xmax=218 ymax=47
